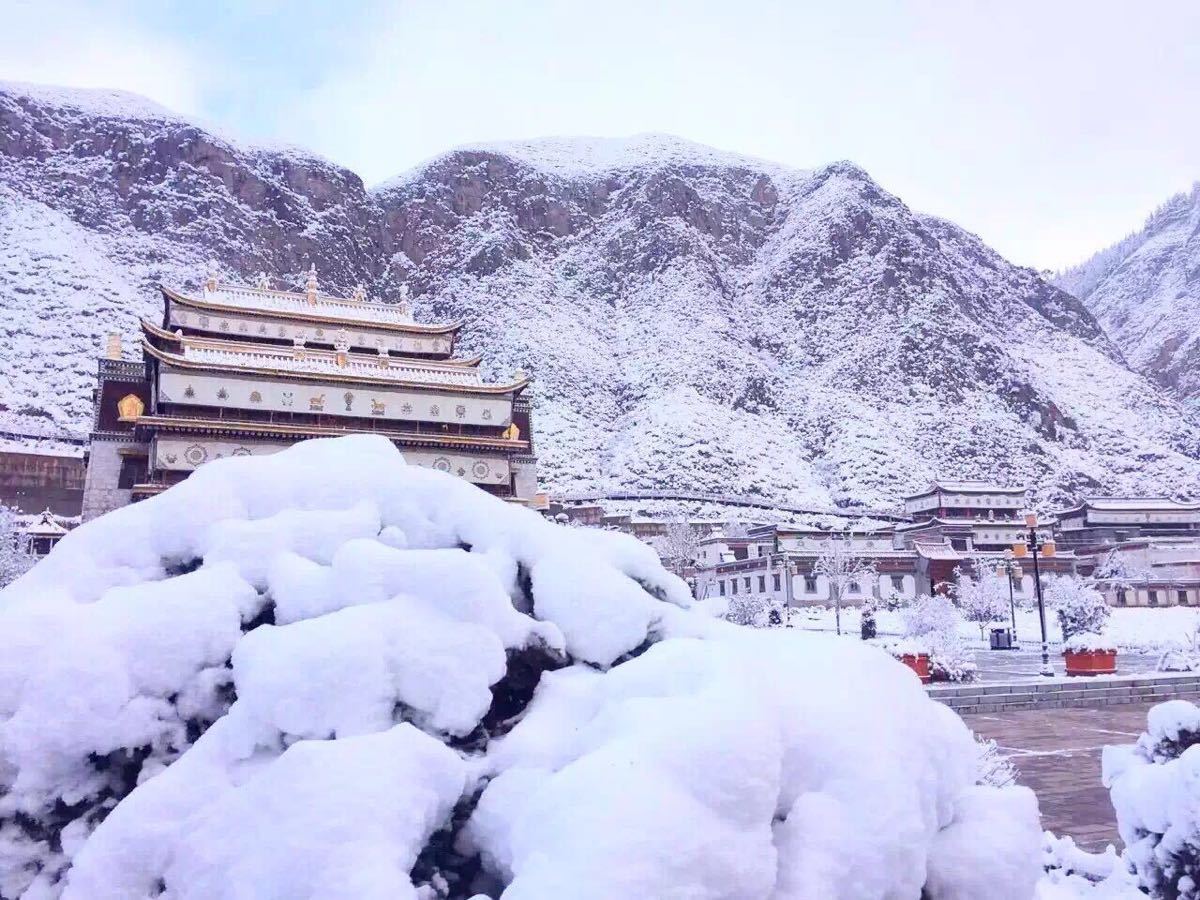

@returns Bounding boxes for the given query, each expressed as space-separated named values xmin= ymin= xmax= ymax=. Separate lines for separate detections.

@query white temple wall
xmin=158 ymin=369 xmax=512 ymax=428
xmin=153 ymin=436 xmax=512 ymax=487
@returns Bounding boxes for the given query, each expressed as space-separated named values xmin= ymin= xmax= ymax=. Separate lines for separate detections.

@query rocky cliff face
xmin=1055 ymin=185 xmax=1200 ymax=410
xmin=2 ymin=82 xmax=1199 ymax=507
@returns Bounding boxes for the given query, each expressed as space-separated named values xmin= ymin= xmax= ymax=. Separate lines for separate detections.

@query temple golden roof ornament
xmin=116 ymin=393 xmax=145 ymax=421
xmin=334 ymin=329 xmax=350 ymax=367
xmin=305 ymin=265 xmax=319 ymax=305
xmin=397 ymin=284 xmax=412 ymax=320
xmin=205 ymin=270 xmax=218 ymax=292
xmin=352 ymin=284 xmax=367 ymax=302
xmin=255 ymin=272 xmax=270 ymax=290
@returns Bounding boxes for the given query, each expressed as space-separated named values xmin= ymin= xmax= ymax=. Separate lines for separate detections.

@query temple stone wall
xmin=0 ymin=450 xmax=86 ymax=516
xmin=512 ymin=456 xmax=539 ymax=502
xmin=81 ymin=440 xmax=144 ymax=521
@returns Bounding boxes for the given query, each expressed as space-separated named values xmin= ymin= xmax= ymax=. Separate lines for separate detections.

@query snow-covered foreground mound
xmin=0 ymin=436 xmax=1041 ymax=898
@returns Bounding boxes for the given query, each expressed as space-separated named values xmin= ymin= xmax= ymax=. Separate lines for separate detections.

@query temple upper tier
xmin=163 ymin=269 xmax=463 ymax=359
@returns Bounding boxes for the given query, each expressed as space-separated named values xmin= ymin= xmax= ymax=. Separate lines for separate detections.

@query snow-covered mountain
xmin=1055 ymin=185 xmax=1200 ymax=410
xmin=3 ymin=80 xmax=1200 ymax=507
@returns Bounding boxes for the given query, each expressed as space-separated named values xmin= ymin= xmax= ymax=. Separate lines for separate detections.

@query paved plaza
xmin=971 ymin=646 xmax=1160 ymax=682
xmin=962 ymin=701 xmax=1157 ymax=851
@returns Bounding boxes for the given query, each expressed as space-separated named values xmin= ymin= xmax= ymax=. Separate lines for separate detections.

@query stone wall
xmin=81 ymin=440 xmax=144 ymax=521
xmin=0 ymin=450 xmax=85 ymax=516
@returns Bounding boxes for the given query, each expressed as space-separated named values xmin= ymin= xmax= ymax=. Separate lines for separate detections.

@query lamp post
xmin=995 ymin=550 xmax=1022 ymax=643
xmin=783 ymin=557 xmax=795 ymax=628
xmin=1013 ymin=511 xmax=1056 ymax=677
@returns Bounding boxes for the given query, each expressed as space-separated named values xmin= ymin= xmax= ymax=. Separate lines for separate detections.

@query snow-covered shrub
xmin=724 ymin=594 xmax=775 ymax=627
xmin=928 ymin=631 xmax=979 ymax=683
xmin=1157 ymin=615 xmax=1200 ymax=672
xmin=1103 ymin=700 xmax=1200 ymax=899
xmin=1040 ymin=832 xmax=1135 ymax=895
xmin=1047 ymin=575 xmax=1111 ymax=643
xmin=955 ymin=567 xmax=1010 ymax=639
xmin=975 ymin=735 xmax=1017 ymax=788
xmin=900 ymin=594 xmax=977 ymax=682
xmin=901 ymin=593 xmax=960 ymax=638
xmin=0 ymin=437 xmax=1043 ymax=898
xmin=0 ymin=504 xmax=35 ymax=587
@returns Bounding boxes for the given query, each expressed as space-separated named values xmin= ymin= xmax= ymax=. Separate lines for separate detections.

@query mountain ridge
xmin=1054 ymin=184 xmax=1200 ymax=408
xmin=2 ymin=80 xmax=1199 ymax=507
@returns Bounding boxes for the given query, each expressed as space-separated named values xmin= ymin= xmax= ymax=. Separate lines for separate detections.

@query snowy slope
xmin=3 ymin=82 xmax=1200 ymax=507
xmin=1055 ymin=186 xmax=1200 ymax=409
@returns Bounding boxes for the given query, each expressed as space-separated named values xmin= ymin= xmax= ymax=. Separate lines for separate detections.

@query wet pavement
xmin=962 ymin=702 xmax=1155 ymax=851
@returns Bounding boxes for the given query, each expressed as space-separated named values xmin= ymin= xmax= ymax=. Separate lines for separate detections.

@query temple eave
xmin=141 ymin=340 xmax=530 ymax=395
xmin=160 ymin=285 xmax=464 ymax=336
xmin=133 ymin=415 xmax=531 ymax=453
xmin=139 ymin=319 xmax=484 ymax=368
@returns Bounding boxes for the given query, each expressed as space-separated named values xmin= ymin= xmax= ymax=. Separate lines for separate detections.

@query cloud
xmin=0 ymin=0 xmax=206 ymax=114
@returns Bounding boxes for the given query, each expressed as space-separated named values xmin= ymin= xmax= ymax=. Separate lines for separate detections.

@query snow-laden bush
xmin=1047 ymin=575 xmax=1111 ymax=643
xmin=0 ymin=436 xmax=1042 ymax=899
xmin=955 ymin=568 xmax=1010 ymax=640
xmin=1103 ymin=700 xmax=1200 ymax=898
xmin=975 ymin=736 xmax=1017 ymax=788
xmin=0 ymin=504 xmax=35 ymax=587
xmin=901 ymin=593 xmax=978 ymax=683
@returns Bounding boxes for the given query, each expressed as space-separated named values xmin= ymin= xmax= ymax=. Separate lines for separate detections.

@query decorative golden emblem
xmin=310 ymin=394 xmax=325 ymax=411
xmin=116 ymin=393 xmax=145 ymax=422
xmin=502 ymin=422 xmax=521 ymax=441
xmin=371 ymin=399 xmax=385 ymax=416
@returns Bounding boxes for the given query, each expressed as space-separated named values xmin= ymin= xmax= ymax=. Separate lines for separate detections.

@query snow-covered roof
xmin=913 ymin=542 xmax=963 ymax=561
xmin=144 ymin=337 xmax=527 ymax=394
xmin=169 ymin=282 xmax=455 ymax=332
xmin=907 ymin=480 xmax=1028 ymax=498
xmin=23 ymin=509 xmax=68 ymax=537
xmin=1080 ymin=497 xmax=1200 ymax=512
xmin=896 ymin=517 xmax=1026 ymax=532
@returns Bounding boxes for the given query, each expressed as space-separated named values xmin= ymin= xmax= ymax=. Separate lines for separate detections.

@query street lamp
xmin=1012 ymin=511 xmax=1057 ymax=677
xmin=995 ymin=549 xmax=1022 ymax=643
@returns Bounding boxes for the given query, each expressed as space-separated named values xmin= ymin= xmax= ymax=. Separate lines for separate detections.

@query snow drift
xmin=0 ymin=436 xmax=1040 ymax=898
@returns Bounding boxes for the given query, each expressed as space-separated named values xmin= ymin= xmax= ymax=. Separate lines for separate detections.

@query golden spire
xmin=305 ymin=265 xmax=319 ymax=305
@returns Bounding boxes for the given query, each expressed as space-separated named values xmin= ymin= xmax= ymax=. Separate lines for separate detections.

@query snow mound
xmin=0 ymin=436 xmax=1040 ymax=898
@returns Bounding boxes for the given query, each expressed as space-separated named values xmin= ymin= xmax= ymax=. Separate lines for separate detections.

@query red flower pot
xmin=1063 ymin=649 xmax=1117 ymax=676
xmin=899 ymin=652 xmax=931 ymax=684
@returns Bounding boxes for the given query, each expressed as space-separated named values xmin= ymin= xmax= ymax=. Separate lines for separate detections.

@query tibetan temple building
xmin=81 ymin=270 xmax=538 ymax=520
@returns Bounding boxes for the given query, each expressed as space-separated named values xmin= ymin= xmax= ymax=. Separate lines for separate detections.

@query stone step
xmin=936 ymin=681 xmax=1200 ymax=703
xmin=941 ymin=686 xmax=1200 ymax=714
xmin=930 ymin=674 xmax=1200 ymax=699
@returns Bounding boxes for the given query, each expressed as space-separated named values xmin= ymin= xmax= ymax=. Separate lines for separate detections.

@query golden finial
xmin=305 ymin=265 xmax=318 ymax=304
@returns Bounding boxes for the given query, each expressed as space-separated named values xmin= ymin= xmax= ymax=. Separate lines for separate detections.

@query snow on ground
xmin=0 ymin=435 xmax=1042 ymax=898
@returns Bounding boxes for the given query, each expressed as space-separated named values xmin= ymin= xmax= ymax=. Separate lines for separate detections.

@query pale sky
xmin=1 ymin=0 xmax=1196 ymax=270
